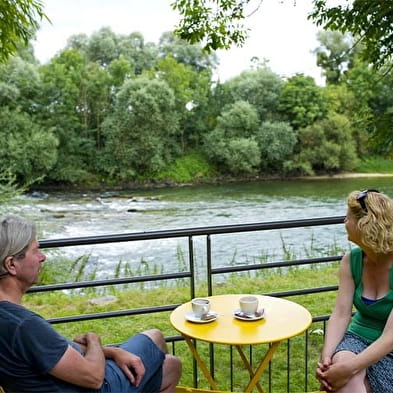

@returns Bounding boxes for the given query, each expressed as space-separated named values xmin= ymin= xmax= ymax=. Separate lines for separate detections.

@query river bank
xmin=31 ymin=172 xmax=393 ymax=194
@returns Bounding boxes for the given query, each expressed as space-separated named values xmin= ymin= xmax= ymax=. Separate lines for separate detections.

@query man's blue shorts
xmin=99 ymin=333 xmax=165 ymax=393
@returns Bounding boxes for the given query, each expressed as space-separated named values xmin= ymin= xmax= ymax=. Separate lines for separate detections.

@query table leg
xmin=239 ymin=341 xmax=281 ymax=393
xmin=235 ymin=346 xmax=264 ymax=393
xmin=183 ymin=335 xmax=219 ymax=391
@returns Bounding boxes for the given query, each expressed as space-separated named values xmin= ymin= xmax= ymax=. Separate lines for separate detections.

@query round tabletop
xmin=170 ymin=294 xmax=312 ymax=345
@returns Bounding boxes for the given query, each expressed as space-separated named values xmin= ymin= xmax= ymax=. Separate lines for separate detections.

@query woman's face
xmin=344 ymin=208 xmax=360 ymax=244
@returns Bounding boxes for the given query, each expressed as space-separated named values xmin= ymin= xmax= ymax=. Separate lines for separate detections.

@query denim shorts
xmin=335 ymin=332 xmax=393 ymax=393
xmin=99 ymin=333 xmax=165 ymax=393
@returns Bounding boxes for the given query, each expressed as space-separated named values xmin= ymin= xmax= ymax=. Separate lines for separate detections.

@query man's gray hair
xmin=0 ymin=214 xmax=36 ymax=276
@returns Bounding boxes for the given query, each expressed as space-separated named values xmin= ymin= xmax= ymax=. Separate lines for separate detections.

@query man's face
xmin=13 ymin=239 xmax=46 ymax=286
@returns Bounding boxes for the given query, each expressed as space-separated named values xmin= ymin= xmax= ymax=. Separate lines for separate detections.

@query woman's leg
xmin=332 ymin=350 xmax=369 ymax=393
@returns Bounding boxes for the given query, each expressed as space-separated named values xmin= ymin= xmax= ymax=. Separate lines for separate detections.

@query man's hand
xmin=74 ymin=332 xmax=100 ymax=347
xmin=106 ymin=347 xmax=145 ymax=386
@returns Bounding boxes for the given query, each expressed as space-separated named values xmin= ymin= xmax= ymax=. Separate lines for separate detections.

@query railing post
xmin=188 ymin=236 xmax=195 ymax=299
xmin=207 ymin=234 xmax=213 ymax=296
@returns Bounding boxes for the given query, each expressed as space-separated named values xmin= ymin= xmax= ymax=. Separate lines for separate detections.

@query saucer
xmin=233 ymin=308 xmax=265 ymax=321
xmin=184 ymin=311 xmax=218 ymax=323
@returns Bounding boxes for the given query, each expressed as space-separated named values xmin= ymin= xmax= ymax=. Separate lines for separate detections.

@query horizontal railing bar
xmin=48 ymin=304 xmax=180 ymax=324
xmin=313 ymin=314 xmax=331 ymax=323
xmin=264 ymin=285 xmax=339 ymax=298
xmin=39 ymin=216 xmax=344 ymax=248
xmin=27 ymin=272 xmax=191 ymax=293
xmin=211 ymin=255 xmax=341 ymax=274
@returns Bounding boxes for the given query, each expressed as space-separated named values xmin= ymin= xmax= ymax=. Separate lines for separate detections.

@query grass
xmin=25 ymin=262 xmax=340 ymax=392
xmin=154 ymin=150 xmax=216 ymax=183
xmin=354 ymin=155 xmax=393 ymax=173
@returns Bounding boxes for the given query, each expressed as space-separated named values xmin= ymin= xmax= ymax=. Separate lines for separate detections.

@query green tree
xmin=313 ymin=30 xmax=356 ymax=85
xmin=0 ymin=107 xmax=58 ymax=185
xmin=310 ymin=1 xmax=393 ymax=68
xmin=39 ymin=49 xmax=96 ymax=183
xmin=0 ymin=0 xmax=47 ymax=63
xmin=342 ymin=58 xmax=380 ymax=155
xmin=255 ymin=121 xmax=297 ymax=172
xmin=0 ymin=55 xmax=41 ymax=112
xmin=220 ymin=66 xmax=283 ymax=121
xmin=173 ymin=0 xmax=393 ymax=69
xmin=147 ymin=55 xmax=213 ymax=150
xmin=295 ymin=113 xmax=358 ymax=175
xmin=279 ymin=74 xmax=328 ymax=130
xmin=203 ymin=100 xmax=261 ymax=174
xmin=101 ymin=77 xmax=180 ymax=179
xmin=158 ymin=31 xmax=217 ymax=72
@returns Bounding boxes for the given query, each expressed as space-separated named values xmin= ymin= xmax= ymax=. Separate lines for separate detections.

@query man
xmin=0 ymin=214 xmax=182 ymax=392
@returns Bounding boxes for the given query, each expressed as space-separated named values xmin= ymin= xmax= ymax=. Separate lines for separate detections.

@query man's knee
xmin=142 ymin=329 xmax=168 ymax=353
xmin=166 ymin=354 xmax=182 ymax=373
xmin=163 ymin=354 xmax=182 ymax=383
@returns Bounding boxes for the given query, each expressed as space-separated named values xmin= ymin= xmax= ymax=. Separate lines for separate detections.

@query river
xmin=3 ymin=176 xmax=393 ymax=278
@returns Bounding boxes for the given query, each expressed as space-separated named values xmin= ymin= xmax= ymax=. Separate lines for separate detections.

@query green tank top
xmin=347 ymin=247 xmax=393 ymax=342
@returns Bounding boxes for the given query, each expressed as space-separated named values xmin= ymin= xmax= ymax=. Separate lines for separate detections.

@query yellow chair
xmin=175 ymin=387 xmax=231 ymax=393
xmin=175 ymin=388 xmax=325 ymax=393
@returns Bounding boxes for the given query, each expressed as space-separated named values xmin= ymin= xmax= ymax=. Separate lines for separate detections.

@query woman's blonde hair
xmin=347 ymin=190 xmax=393 ymax=254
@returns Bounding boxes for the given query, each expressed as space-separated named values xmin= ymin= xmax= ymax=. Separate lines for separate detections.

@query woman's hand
xmin=317 ymin=360 xmax=354 ymax=392
xmin=316 ymin=356 xmax=333 ymax=392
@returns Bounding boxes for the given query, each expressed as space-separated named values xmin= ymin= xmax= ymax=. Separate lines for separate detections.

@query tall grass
xmin=355 ymin=156 xmax=393 ymax=173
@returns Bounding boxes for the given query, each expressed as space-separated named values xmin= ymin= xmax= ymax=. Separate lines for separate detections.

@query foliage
xmin=100 ymin=76 xmax=180 ymax=180
xmin=157 ymin=31 xmax=218 ymax=72
xmin=279 ymin=74 xmax=328 ymax=129
xmin=155 ymin=151 xmax=215 ymax=183
xmin=220 ymin=66 xmax=283 ymax=121
xmin=172 ymin=0 xmax=393 ymax=71
xmin=171 ymin=0 xmax=251 ymax=52
xmin=295 ymin=113 xmax=359 ymax=175
xmin=255 ymin=121 xmax=297 ymax=171
xmin=313 ymin=30 xmax=357 ymax=85
xmin=0 ymin=22 xmax=392 ymax=187
xmin=355 ymin=156 xmax=393 ymax=174
xmin=0 ymin=107 xmax=58 ymax=184
xmin=342 ymin=59 xmax=383 ymax=155
xmin=203 ymin=101 xmax=261 ymax=174
xmin=146 ymin=54 xmax=213 ymax=150
xmin=310 ymin=0 xmax=393 ymax=68
xmin=0 ymin=0 xmax=47 ymax=63
xmin=0 ymin=171 xmax=23 ymax=201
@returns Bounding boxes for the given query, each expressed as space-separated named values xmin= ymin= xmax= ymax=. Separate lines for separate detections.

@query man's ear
xmin=3 ymin=256 xmax=17 ymax=276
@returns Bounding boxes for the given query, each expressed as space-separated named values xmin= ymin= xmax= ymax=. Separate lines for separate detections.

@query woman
xmin=316 ymin=189 xmax=393 ymax=393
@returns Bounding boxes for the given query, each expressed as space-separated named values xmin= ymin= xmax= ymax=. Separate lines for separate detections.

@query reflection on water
xmin=3 ymin=176 xmax=393 ymax=277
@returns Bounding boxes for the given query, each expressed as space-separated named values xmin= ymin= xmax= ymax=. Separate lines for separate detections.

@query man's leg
xmin=142 ymin=329 xmax=182 ymax=393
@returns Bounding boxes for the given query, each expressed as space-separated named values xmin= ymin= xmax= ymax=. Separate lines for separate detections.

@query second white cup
xmin=239 ymin=295 xmax=258 ymax=315
xmin=191 ymin=298 xmax=210 ymax=318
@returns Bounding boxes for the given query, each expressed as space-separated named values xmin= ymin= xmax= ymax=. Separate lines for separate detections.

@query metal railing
xmin=30 ymin=215 xmax=345 ymax=392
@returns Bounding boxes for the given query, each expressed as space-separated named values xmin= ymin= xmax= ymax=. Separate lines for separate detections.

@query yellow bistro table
xmin=170 ymin=294 xmax=312 ymax=393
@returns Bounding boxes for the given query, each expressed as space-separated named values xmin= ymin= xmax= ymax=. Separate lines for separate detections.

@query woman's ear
xmin=3 ymin=256 xmax=16 ymax=276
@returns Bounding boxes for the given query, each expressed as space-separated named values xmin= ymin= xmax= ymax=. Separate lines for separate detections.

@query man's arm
xmin=49 ymin=332 xmax=105 ymax=390
xmin=74 ymin=340 xmax=145 ymax=387
xmin=103 ymin=346 xmax=145 ymax=386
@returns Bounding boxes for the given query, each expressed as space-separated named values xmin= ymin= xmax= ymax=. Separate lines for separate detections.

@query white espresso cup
xmin=191 ymin=298 xmax=210 ymax=318
xmin=239 ymin=295 xmax=258 ymax=315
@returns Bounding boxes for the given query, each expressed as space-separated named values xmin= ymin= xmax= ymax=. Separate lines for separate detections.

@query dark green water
xmin=4 ymin=176 xmax=393 ymax=276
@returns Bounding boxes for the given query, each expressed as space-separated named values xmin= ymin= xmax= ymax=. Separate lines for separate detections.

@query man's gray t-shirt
xmin=0 ymin=301 xmax=92 ymax=393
